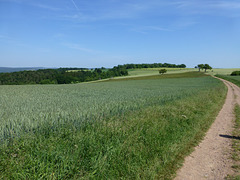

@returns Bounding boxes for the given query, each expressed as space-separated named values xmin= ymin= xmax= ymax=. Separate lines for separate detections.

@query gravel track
xmin=175 ymin=77 xmax=240 ymax=180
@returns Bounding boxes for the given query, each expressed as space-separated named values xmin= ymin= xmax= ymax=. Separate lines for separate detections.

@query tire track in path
xmin=175 ymin=77 xmax=240 ymax=180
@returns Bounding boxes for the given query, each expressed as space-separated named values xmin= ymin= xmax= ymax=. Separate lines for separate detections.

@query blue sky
xmin=0 ymin=0 xmax=239 ymax=68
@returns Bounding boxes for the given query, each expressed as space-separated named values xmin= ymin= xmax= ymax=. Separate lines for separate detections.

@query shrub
xmin=231 ymin=71 xmax=240 ymax=76
xmin=159 ymin=69 xmax=167 ymax=74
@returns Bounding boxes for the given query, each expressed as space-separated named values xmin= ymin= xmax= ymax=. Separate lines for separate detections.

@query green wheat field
xmin=0 ymin=72 xmax=227 ymax=179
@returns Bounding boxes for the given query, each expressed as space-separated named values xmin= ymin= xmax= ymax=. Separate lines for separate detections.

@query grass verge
xmin=227 ymin=105 xmax=240 ymax=180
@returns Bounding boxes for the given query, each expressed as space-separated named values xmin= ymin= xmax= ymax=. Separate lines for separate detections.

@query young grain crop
xmin=0 ymin=73 xmax=212 ymax=142
xmin=0 ymin=72 xmax=226 ymax=179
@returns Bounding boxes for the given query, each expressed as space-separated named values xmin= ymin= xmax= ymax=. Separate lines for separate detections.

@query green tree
xmin=203 ymin=64 xmax=212 ymax=72
xmin=197 ymin=64 xmax=204 ymax=72
xmin=159 ymin=69 xmax=167 ymax=74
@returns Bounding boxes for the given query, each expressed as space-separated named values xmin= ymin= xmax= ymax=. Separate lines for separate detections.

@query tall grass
xmin=0 ymin=72 xmax=226 ymax=179
xmin=226 ymin=105 xmax=240 ymax=180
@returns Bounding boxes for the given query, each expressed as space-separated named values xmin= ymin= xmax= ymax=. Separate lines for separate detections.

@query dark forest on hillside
xmin=0 ymin=67 xmax=128 ymax=85
xmin=0 ymin=63 xmax=186 ymax=85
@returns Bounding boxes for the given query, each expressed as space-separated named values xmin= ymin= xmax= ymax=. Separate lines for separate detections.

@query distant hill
xmin=0 ymin=67 xmax=45 ymax=73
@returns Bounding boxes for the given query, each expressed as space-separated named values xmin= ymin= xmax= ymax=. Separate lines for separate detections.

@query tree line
xmin=0 ymin=62 xmax=187 ymax=85
xmin=114 ymin=63 xmax=186 ymax=69
xmin=0 ymin=67 xmax=128 ymax=85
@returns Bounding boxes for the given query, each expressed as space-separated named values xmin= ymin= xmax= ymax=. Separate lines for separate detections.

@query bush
xmin=159 ymin=69 xmax=167 ymax=74
xmin=231 ymin=71 xmax=240 ymax=76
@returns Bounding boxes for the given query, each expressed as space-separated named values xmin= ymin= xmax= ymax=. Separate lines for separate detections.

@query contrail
xmin=71 ymin=0 xmax=80 ymax=11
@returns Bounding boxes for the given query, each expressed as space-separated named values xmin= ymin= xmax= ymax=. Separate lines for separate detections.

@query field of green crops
xmin=207 ymin=68 xmax=240 ymax=75
xmin=127 ymin=68 xmax=196 ymax=77
xmin=0 ymin=72 xmax=226 ymax=179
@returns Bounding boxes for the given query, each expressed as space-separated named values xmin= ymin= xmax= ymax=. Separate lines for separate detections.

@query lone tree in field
xmin=203 ymin=64 xmax=212 ymax=72
xmin=197 ymin=64 xmax=204 ymax=72
xmin=159 ymin=69 xmax=167 ymax=74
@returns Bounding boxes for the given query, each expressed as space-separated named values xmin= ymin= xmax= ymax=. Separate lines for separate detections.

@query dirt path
xmin=175 ymin=77 xmax=240 ymax=180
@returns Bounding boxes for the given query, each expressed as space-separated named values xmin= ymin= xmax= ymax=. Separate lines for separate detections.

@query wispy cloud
xmin=58 ymin=0 xmax=240 ymax=23
xmin=0 ymin=35 xmax=11 ymax=40
xmin=131 ymin=25 xmax=172 ymax=34
xmin=144 ymin=26 xmax=172 ymax=31
xmin=70 ymin=0 xmax=80 ymax=11
xmin=2 ymin=0 xmax=63 ymax=11
xmin=32 ymin=3 xmax=62 ymax=11
xmin=60 ymin=13 xmax=95 ymax=22
xmin=0 ymin=34 xmax=28 ymax=47
xmin=62 ymin=43 xmax=100 ymax=53
xmin=53 ymin=33 xmax=65 ymax=38
xmin=58 ymin=1 xmax=162 ymax=22
xmin=0 ymin=0 xmax=25 ymax=3
xmin=213 ymin=1 xmax=240 ymax=9
xmin=0 ymin=34 xmax=16 ymax=43
xmin=172 ymin=0 xmax=240 ymax=13
xmin=5 ymin=0 xmax=240 ymax=18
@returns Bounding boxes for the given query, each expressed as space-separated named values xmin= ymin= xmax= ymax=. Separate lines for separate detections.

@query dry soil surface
xmin=175 ymin=77 xmax=240 ymax=180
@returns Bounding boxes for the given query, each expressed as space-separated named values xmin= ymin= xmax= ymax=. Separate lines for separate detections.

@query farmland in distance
xmin=213 ymin=68 xmax=240 ymax=87
xmin=127 ymin=67 xmax=196 ymax=77
xmin=0 ymin=72 xmax=226 ymax=179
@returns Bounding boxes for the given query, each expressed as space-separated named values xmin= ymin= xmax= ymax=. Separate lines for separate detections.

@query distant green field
xmin=128 ymin=68 xmax=240 ymax=77
xmin=0 ymin=72 xmax=226 ymax=179
xmin=207 ymin=68 xmax=240 ymax=75
xmin=109 ymin=71 xmax=208 ymax=82
xmin=66 ymin=69 xmax=91 ymax=72
xmin=127 ymin=68 xmax=196 ymax=77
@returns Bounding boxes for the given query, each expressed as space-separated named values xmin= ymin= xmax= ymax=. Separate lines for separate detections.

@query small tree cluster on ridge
xmin=196 ymin=64 xmax=212 ymax=72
